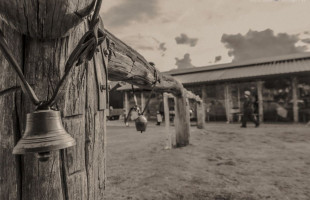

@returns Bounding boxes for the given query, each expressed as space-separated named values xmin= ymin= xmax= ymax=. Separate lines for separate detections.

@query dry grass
xmin=104 ymin=122 xmax=310 ymax=200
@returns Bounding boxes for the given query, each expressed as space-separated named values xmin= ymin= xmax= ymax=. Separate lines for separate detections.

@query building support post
xmin=174 ymin=92 xmax=190 ymax=147
xmin=257 ymin=81 xmax=264 ymax=123
xmin=224 ymin=84 xmax=232 ymax=123
xmin=292 ymin=77 xmax=299 ymax=123
xmin=202 ymin=85 xmax=208 ymax=121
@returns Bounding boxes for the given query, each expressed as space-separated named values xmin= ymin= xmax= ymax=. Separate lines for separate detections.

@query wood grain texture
xmin=163 ymin=93 xmax=172 ymax=149
xmin=0 ymin=21 xmax=106 ymax=199
xmin=0 ymin=0 xmax=94 ymax=39
xmin=292 ymin=77 xmax=299 ymax=123
xmin=0 ymin=22 xmax=22 ymax=200
xmin=196 ymin=102 xmax=206 ymax=129
xmin=103 ymin=28 xmax=184 ymax=97
xmin=257 ymin=81 xmax=264 ymax=123
xmin=174 ymin=93 xmax=190 ymax=147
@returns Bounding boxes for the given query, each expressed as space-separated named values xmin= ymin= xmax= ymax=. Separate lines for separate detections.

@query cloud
xmin=214 ymin=55 xmax=222 ymax=63
xmin=175 ymin=53 xmax=195 ymax=69
xmin=103 ymin=0 xmax=159 ymax=27
xmin=301 ymin=38 xmax=310 ymax=44
xmin=221 ymin=29 xmax=307 ymax=62
xmin=158 ymin=42 xmax=167 ymax=52
xmin=175 ymin=33 xmax=198 ymax=47
xmin=158 ymin=42 xmax=167 ymax=56
xmin=122 ymin=34 xmax=159 ymax=51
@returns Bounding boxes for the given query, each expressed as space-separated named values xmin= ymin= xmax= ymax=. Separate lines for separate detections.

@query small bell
xmin=13 ymin=110 xmax=76 ymax=162
xmin=135 ymin=115 xmax=148 ymax=133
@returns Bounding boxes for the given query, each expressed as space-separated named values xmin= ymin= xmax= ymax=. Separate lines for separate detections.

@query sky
xmin=100 ymin=0 xmax=310 ymax=72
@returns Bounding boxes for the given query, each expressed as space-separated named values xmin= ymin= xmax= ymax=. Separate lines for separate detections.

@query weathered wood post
xmin=0 ymin=23 xmax=23 ymax=200
xmin=196 ymin=100 xmax=206 ymax=129
xmin=124 ymin=91 xmax=129 ymax=117
xmin=292 ymin=76 xmax=299 ymax=123
xmin=174 ymin=91 xmax=190 ymax=147
xmin=202 ymin=85 xmax=208 ymax=121
xmin=141 ymin=92 xmax=145 ymax=113
xmin=163 ymin=92 xmax=172 ymax=149
xmin=224 ymin=83 xmax=232 ymax=123
xmin=0 ymin=1 xmax=107 ymax=199
xmin=257 ymin=80 xmax=264 ymax=123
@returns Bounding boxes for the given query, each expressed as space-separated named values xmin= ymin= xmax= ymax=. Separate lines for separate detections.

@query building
xmin=111 ymin=53 xmax=310 ymax=123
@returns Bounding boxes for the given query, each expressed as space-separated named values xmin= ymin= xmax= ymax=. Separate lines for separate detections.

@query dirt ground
xmin=103 ymin=121 xmax=310 ymax=200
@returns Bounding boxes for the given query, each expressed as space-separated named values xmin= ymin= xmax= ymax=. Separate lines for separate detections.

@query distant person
xmin=253 ymin=95 xmax=259 ymax=122
xmin=156 ymin=111 xmax=162 ymax=125
xmin=241 ymin=91 xmax=259 ymax=128
xmin=156 ymin=99 xmax=164 ymax=125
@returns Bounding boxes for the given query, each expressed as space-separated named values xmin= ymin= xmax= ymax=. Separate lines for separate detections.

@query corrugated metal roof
xmin=171 ymin=59 xmax=310 ymax=84
xmin=116 ymin=53 xmax=310 ymax=90
xmin=165 ymin=52 xmax=310 ymax=76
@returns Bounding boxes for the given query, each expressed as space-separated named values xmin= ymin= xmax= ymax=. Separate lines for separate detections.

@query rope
xmin=0 ymin=0 xmax=105 ymax=110
xmin=141 ymin=83 xmax=156 ymax=115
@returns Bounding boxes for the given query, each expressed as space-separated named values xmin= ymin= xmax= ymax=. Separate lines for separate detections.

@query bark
xmin=0 ymin=21 xmax=106 ymax=200
xmin=0 ymin=0 xmax=95 ymax=39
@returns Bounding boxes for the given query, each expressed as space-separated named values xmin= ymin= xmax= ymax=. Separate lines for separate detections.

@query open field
xmin=104 ymin=122 xmax=310 ymax=200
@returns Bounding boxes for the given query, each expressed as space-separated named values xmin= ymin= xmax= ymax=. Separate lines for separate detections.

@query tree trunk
xmin=0 ymin=21 xmax=106 ymax=200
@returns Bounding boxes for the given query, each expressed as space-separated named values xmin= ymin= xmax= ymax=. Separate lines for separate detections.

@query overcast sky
xmin=100 ymin=0 xmax=310 ymax=71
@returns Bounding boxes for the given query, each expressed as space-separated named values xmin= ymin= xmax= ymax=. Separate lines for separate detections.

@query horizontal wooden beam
xmin=185 ymin=91 xmax=202 ymax=102
xmin=104 ymin=28 xmax=184 ymax=97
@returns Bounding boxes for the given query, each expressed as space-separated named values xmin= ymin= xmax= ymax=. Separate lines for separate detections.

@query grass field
xmin=104 ymin=122 xmax=310 ymax=200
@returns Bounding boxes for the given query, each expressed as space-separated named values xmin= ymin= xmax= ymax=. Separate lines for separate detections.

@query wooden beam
xmin=104 ymin=29 xmax=184 ymax=97
xmin=100 ymin=25 xmax=201 ymax=146
xmin=292 ymin=77 xmax=299 ymax=123
xmin=109 ymin=81 xmax=125 ymax=93
xmin=185 ymin=90 xmax=202 ymax=102
xmin=257 ymin=81 xmax=264 ymax=123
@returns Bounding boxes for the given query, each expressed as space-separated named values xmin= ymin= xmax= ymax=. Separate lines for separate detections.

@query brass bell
xmin=135 ymin=115 xmax=148 ymax=133
xmin=13 ymin=110 xmax=76 ymax=162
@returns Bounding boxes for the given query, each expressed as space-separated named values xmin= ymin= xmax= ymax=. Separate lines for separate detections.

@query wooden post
xmin=292 ymin=77 xmax=299 ymax=123
xmin=224 ymin=84 xmax=232 ymax=123
xmin=124 ymin=91 xmax=129 ymax=116
xmin=202 ymin=85 xmax=208 ymax=121
xmin=163 ymin=93 xmax=172 ymax=149
xmin=174 ymin=92 xmax=190 ymax=147
xmin=196 ymin=101 xmax=206 ymax=129
xmin=141 ymin=92 xmax=145 ymax=112
xmin=0 ymin=22 xmax=106 ymax=199
xmin=257 ymin=81 xmax=264 ymax=123
xmin=237 ymin=86 xmax=241 ymax=122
